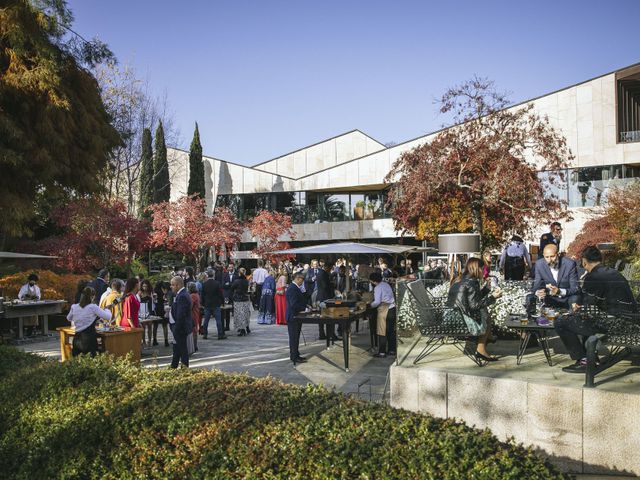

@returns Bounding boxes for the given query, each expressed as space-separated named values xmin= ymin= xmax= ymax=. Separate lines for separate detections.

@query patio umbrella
xmin=0 ymin=252 xmax=58 ymax=259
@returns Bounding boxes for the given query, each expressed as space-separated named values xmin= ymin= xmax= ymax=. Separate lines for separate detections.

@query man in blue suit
xmin=169 ymin=276 xmax=193 ymax=368
xmin=532 ymin=244 xmax=580 ymax=309
xmin=286 ymin=272 xmax=310 ymax=365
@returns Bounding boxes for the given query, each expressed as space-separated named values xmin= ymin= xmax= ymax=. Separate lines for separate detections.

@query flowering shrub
xmin=0 ymin=270 xmax=88 ymax=309
xmin=0 ymin=347 xmax=568 ymax=479
xmin=488 ymin=282 xmax=528 ymax=333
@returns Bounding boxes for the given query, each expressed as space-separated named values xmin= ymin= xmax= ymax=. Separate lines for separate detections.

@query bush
xmin=0 ymin=347 xmax=568 ymax=479
xmin=0 ymin=270 xmax=89 ymax=310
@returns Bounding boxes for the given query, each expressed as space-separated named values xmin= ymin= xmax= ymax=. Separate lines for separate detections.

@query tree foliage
xmin=386 ymin=77 xmax=573 ymax=247
xmin=148 ymin=195 xmax=242 ymax=269
xmin=153 ymin=120 xmax=170 ymax=203
xmin=138 ymin=127 xmax=154 ymax=218
xmin=606 ymin=182 xmax=640 ymax=257
xmin=248 ymin=210 xmax=296 ymax=263
xmin=187 ymin=122 xmax=205 ymax=198
xmin=566 ymin=215 xmax=615 ymax=259
xmin=0 ymin=0 xmax=121 ymax=239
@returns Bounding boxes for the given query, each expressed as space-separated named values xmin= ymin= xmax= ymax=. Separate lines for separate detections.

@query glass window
xmin=351 ymin=193 xmax=366 ymax=220
xmin=319 ymin=193 xmax=349 ymax=221
xmin=365 ymin=192 xmax=386 ymax=219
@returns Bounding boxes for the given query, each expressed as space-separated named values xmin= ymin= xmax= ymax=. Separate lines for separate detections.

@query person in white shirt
xmin=369 ymin=271 xmax=397 ymax=358
xmin=251 ymin=260 xmax=269 ymax=310
xmin=18 ymin=273 xmax=42 ymax=336
xmin=66 ymin=286 xmax=112 ymax=357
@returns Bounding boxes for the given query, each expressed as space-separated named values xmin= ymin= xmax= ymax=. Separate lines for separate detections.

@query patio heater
xmin=437 ymin=233 xmax=481 ymax=279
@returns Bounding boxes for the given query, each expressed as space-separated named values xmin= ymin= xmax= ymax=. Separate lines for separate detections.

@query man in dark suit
xmin=316 ymin=264 xmax=337 ymax=340
xmin=304 ymin=259 xmax=319 ymax=300
xmin=202 ymin=269 xmax=225 ymax=340
xmin=286 ymin=272 xmax=310 ymax=365
xmin=538 ymin=221 xmax=562 ymax=259
xmin=88 ymin=269 xmax=110 ymax=305
xmin=222 ymin=263 xmax=236 ymax=303
xmin=557 ymin=246 xmax=637 ymax=373
xmin=532 ymin=244 xmax=579 ymax=309
xmin=169 ymin=276 xmax=193 ymax=369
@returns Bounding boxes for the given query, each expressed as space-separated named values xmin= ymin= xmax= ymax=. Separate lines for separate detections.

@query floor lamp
xmin=437 ymin=233 xmax=481 ymax=279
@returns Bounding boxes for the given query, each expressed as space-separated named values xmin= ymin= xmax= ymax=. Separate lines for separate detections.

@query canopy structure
xmin=0 ymin=252 xmax=58 ymax=259
xmin=269 ymin=242 xmax=432 ymax=256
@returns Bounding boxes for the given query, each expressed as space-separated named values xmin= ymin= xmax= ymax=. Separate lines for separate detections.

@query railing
xmin=619 ymin=130 xmax=640 ymax=143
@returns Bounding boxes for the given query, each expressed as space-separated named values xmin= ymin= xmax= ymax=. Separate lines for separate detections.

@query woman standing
xmin=100 ymin=279 xmax=124 ymax=326
xmin=257 ymin=269 xmax=276 ymax=325
xmin=67 ymin=286 xmax=112 ymax=357
xmin=120 ymin=278 xmax=141 ymax=329
xmin=188 ymin=282 xmax=201 ymax=352
xmin=138 ymin=279 xmax=154 ymax=345
xmin=446 ymin=258 xmax=502 ymax=362
xmin=153 ymin=281 xmax=170 ymax=347
xmin=231 ymin=267 xmax=251 ymax=336
xmin=275 ymin=271 xmax=288 ymax=325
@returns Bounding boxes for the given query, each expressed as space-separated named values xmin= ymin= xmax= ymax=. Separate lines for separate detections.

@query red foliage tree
xmin=566 ymin=215 xmax=615 ymax=259
xmin=386 ymin=77 xmax=573 ymax=248
xmin=148 ymin=195 xmax=242 ymax=269
xmin=39 ymin=198 xmax=149 ymax=273
xmin=248 ymin=210 xmax=296 ymax=263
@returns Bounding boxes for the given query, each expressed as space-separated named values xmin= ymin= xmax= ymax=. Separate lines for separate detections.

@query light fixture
xmin=438 ymin=233 xmax=481 ymax=254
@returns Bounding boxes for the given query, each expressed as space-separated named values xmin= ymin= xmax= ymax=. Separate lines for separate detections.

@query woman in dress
xmin=120 ymin=278 xmax=140 ymax=329
xmin=257 ymin=269 xmax=276 ymax=325
xmin=67 ymin=286 xmax=112 ymax=357
xmin=231 ymin=267 xmax=251 ymax=336
xmin=446 ymin=258 xmax=502 ymax=362
xmin=138 ymin=279 xmax=154 ymax=346
xmin=275 ymin=270 xmax=288 ymax=325
xmin=153 ymin=281 xmax=170 ymax=347
xmin=188 ymin=282 xmax=201 ymax=352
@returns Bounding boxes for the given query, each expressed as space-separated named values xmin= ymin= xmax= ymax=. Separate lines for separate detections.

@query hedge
xmin=0 ymin=347 xmax=568 ymax=479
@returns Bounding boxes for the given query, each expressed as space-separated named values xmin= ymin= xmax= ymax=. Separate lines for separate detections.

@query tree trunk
xmin=471 ymin=201 xmax=483 ymax=250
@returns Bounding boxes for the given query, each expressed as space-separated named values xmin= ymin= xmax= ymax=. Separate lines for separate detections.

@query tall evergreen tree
xmin=138 ymin=128 xmax=154 ymax=217
xmin=187 ymin=122 xmax=206 ymax=198
xmin=153 ymin=121 xmax=170 ymax=203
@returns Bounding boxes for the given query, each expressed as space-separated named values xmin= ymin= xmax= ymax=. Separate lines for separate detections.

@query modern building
xmin=167 ymin=62 xmax=640 ymax=257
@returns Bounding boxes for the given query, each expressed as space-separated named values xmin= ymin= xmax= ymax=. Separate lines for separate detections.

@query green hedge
xmin=0 ymin=347 xmax=568 ymax=479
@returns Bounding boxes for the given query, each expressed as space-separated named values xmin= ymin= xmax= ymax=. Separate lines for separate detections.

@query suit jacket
xmin=88 ymin=277 xmax=109 ymax=305
xmin=171 ymin=288 xmax=193 ymax=337
xmin=532 ymin=256 xmax=579 ymax=298
xmin=538 ymin=232 xmax=561 ymax=259
xmin=304 ymin=267 xmax=318 ymax=293
xmin=202 ymin=278 xmax=223 ymax=309
xmin=582 ymin=264 xmax=637 ymax=314
xmin=222 ymin=271 xmax=236 ymax=295
xmin=315 ymin=269 xmax=332 ymax=303
xmin=286 ymin=283 xmax=308 ymax=323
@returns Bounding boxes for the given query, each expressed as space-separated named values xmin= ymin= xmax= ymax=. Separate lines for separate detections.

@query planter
xmin=364 ymin=208 xmax=374 ymax=220
xmin=354 ymin=206 xmax=365 ymax=220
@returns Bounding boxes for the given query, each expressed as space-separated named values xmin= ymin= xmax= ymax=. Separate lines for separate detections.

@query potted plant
xmin=365 ymin=201 xmax=375 ymax=220
xmin=354 ymin=200 xmax=365 ymax=220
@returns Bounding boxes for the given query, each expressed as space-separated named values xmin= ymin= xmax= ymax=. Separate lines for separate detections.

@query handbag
xmin=444 ymin=308 xmax=487 ymax=336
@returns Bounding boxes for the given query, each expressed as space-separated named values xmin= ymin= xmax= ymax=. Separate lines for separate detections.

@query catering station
xmin=1 ymin=299 xmax=67 ymax=339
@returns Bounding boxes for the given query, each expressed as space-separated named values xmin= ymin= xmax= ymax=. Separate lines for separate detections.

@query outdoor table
xmin=57 ymin=326 xmax=144 ymax=363
xmin=1 ymin=300 xmax=66 ymax=338
xmin=139 ymin=315 xmax=163 ymax=325
xmin=221 ymin=304 xmax=233 ymax=331
xmin=294 ymin=308 xmax=366 ymax=372
xmin=506 ymin=314 xmax=557 ymax=366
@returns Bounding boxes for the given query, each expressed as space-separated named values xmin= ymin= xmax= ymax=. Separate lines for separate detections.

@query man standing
xmin=88 ymin=269 xmax=110 ymax=305
xmin=286 ymin=272 xmax=310 ymax=365
xmin=556 ymin=246 xmax=637 ymax=373
xmin=251 ymin=260 xmax=268 ymax=310
xmin=222 ymin=263 xmax=236 ymax=303
xmin=369 ymin=271 xmax=396 ymax=358
xmin=499 ymin=235 xmax=531 ymax=280
xmin=169 ymin=276 xmax=193 ymax=369
xmin=304 ymin=259 xmax=319 ymax=301
xmin=532 ymin=244 xmax=579 ymax=309
xmin=202 ymin=269 xmax=225 ymax=340
xmin=539 ymin=222 xmax=563 ymax=259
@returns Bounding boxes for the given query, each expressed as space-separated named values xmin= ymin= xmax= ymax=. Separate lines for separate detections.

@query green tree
xmin=0 ymin=0 xmax=120 ymax=241
xmin=187 ymin=122 xmax=205 ymax=198
xmin=153 ymin=121 xmax=170 ymax=203
xmin=138 ymin=128 xmax=154 ymax=217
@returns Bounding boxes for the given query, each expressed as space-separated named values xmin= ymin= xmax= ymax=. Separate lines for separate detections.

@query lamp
xmin=438 ymin=233 xmax=481 ymax=254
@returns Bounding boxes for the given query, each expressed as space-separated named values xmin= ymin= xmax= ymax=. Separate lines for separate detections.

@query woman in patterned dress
xmin=231 ymin=268 xmax=251 ymax=336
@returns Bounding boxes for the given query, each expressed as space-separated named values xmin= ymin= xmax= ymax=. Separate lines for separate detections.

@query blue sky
xmin=67 ymin=0 xmax=640 ymax=166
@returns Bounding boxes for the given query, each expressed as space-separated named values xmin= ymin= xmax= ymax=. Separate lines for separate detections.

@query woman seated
xmin=67 ymin=286 xmax=112 ymax=357
xmin=446 ymin=257 xmax=502 ymax=362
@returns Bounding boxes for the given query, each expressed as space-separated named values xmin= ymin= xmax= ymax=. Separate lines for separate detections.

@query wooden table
xmin=57 ymin=326 xmax=144 ymax=362
xmin=294 ymin=308 xmax=366 ymax=372
xmin=1 ymin=300 xmax=66 ymax=338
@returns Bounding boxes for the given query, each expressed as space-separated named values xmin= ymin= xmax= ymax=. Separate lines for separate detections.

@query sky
xmin=67 ymin=0 xmax=640 ymax=166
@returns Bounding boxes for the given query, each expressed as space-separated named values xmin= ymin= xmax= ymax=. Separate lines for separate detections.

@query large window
xmin=617 ymin=69 xmax=640 ymax=143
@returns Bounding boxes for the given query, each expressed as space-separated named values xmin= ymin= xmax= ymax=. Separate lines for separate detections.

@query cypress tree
xmin=187 ymin=122 xmax=205 ymax=198
xmin=138 ymin=128 xmax=154 ymax=217
xmin=153 ymin=121 xmax=170 ymax=203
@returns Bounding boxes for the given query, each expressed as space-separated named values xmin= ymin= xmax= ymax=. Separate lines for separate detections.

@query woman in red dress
xmin=121 ymin=278 xmax=140 ymax=328
xmin=275 ymin=271 xmax=288 ymax=325
xmin=188 ymin=282 xmax=201 ymax=352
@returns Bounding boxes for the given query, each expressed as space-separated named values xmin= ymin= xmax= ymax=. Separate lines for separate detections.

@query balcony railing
xmin=620 ymin=130 xmax=640 ymax=143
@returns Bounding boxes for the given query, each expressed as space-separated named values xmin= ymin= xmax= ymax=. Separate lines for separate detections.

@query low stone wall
xmin=390 ymin=364 xmax=640 ymax=476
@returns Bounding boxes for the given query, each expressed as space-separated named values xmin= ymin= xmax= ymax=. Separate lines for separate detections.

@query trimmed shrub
xmin=0 ymin=347 xmax=568 ymax=479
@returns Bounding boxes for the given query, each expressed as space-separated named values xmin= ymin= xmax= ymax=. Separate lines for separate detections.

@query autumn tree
xmin=187 ymin=122 xmax=205 ymax=198
xmin=148 ymin=195 xmax=242 ymax=269
xmin=248 ymin=210 xmax=296 ymax=263
xmin=138 ymin=128 xmax=154 ymax=218
xmin=0 ymin=0 xmax=120 ymax=241
xmin=38 ymin=198 xmax=149 ymax=273
xmin=153 ymin=121 xmax=171 ymax=203
xmin=606 ymin=182 xmax=640 ymax=257
xmin=566 ymin=216 xmax=615 ymax=259
xmin=386 ymin=77 xmax=573 ymax=248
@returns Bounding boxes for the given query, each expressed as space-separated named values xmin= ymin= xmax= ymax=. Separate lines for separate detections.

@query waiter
xmin=18 ymin=273 xmax=41 ymax=336
xmin=539 ymin=222 xmax=562 ymax=259
xmin=368 ymin=271 xmax=396 ymax=358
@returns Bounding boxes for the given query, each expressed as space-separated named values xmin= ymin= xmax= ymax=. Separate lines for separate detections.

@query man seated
xmin=532 ymin=244 xmax=579 ymax=309
xmin=556 ymin=246 xmax=637 ymax=373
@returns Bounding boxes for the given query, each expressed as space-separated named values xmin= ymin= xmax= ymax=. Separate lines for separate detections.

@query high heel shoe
xmin=475 ymin=352 xmax=499 ymax=362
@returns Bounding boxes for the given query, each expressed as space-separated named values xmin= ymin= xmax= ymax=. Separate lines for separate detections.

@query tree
xmin=606 ymin=182 xmax=640 ymax=257
xmin=153 ymin=121 xmax=170 ymax=203
xmin=38 ymin=198 xmax=149 ymax=273
xmin=566 ymin=215 xmax=615 ymax=259
xmin=187 ymin=122 xmax=205 ymax=198
xmin=138 ymin=128 xmax=154 ymax=218
xmin=248 ymin=210 xmax=296 ymax=263
xmin=148 ymin=195 xmax=242 ymax=269
xmin=386 ymin=77 xmax=573 ymax=247
xmin=0 ymin=0 xmax=120 ymax=240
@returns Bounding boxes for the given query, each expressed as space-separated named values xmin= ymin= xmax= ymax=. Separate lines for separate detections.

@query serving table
xmin=57 ymin=326 xmax=144 ymax=363
xmin=1 ymin=300 xmax=66 ymax=338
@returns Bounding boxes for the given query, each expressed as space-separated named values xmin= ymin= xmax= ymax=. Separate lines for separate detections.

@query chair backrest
xmin=406 ymin=280 xmax=433 ymax=310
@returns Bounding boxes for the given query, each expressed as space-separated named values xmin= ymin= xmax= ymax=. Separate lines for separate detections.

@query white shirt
xmin=548 ymin=265 xmax=567 ymax=297
xmin=99 ymin=287 xmax=112 ymax=306
xmin=252 ymin=267 xmax=268 ymax=285
xmin=18 ymin=283 xmax=41 ymax=300
xmin=371 ymin=281 xmax=395 ymax=309
xmin=67 ymin=303 xmax=112 ymax=332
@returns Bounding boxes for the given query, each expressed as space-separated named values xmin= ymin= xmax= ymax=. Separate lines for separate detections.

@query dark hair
xmin=510 ymin=235 xmax=524 ymax=243
xmin=28 ymin=273 xmax=39 ymax=282
xmin=581 ymin=245 xmax=603 ymax=263
xmin=124 ymin=278 xmax=139 ymax=295
xmin=369 ymin=271 xmax=383 ymax=283
xmin=237 ymin=267 xmax=246 ymax=278
xmin=140 ymin=279 xmax=153 ymax=294
xmin=207 ymin=269 xmax=214 ymax=278
xmin=79 ymin=286 xmax=95 ymax=308
xmin=185 ymin=266 xmax=194 ymax=277
xmin=293 ymin=272 xmax=305 ymax=281
xmin=550 ymin=222 xmax=562 ymax=229
xmin=98 ymin=268 xmax=109 ymax=279
xmin=257 ymin=260 xmax=264 ymax=267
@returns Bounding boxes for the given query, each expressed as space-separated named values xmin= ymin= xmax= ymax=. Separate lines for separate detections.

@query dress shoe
xmin=475 ymin=352 xmax=499 ymax=362
xmin=329 ymin=335 xmax=341 ymax=341
xmin=246 ymin=326 xmax=251 ymax=334
xmin=373 ymin=352 xmax=387 ymax=358
xmin=218 ymin=335 xmax=228 ymax=340
xmin=294 ymin=357 xmax=307 ymax=363
xmin=164 ymin=340 xmax=169 ymax=347
xmin=152 ymin=340 xmax=158 ymax=346
xmin=237 ymin=329 xmax=246 ymax=336
xmin=387 ymin=351 xmax=396 ymax=356
xmin=562 ymin=359 xmax=587 ymax=373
